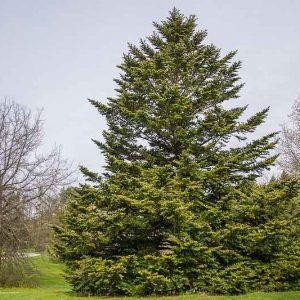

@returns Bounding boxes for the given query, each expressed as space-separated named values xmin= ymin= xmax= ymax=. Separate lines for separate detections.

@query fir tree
xmin=54 ymin=9 xmax=300 ymax=295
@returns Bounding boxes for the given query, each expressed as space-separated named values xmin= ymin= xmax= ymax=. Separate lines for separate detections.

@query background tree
xmin=278 ymin=96 xmax=300 ymax=177
xmin=278 ymin=96 xmax=300 ymax=262
xmin=0 ymin=99 xmax=72 ymax=285
xmin=27 ymin=187 xmax=74 ymax=252
xmin=54 ymin=9 xmax=300 ymax=296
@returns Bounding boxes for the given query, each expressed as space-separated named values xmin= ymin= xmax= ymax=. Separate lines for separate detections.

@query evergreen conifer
xmin=54 ymin=9 xmax=300 ymax=295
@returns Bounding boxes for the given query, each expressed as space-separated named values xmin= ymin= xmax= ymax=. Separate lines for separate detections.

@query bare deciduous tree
xmin=0 ymin=99 xmax=72 ymax=272
xmin=278 ymin=97 xmax=300 ymax=177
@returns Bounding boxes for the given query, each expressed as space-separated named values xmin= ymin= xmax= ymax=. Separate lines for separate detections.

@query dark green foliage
xmin=54 ymin=9 xmax=300 ymax=296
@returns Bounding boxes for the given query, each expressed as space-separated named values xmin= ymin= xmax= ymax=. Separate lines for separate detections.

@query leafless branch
xmin=278 ymin=96 xmax=300 ymax=177
xmin=0 ymin=98 xmax=74 ymax=264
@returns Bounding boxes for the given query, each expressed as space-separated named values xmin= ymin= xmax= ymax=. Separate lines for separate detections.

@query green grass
xmin=0 ymin=256 xmax=299 ymax=300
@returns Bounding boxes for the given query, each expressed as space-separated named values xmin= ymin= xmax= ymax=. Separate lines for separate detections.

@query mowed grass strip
xmin=0 ymin=255 xmax=299 ymax=300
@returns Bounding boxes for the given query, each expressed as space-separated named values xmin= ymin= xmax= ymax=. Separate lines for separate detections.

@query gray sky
xmin=1 ymin=0 xmax=300 ymax=177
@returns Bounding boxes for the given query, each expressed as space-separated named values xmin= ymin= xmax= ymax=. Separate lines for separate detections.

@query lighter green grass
xmin=0 ymin=256 xmax=299 ymax=300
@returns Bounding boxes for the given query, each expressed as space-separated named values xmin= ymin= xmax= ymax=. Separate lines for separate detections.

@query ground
xmin=0 ymin=256 xmax=299 ymax=300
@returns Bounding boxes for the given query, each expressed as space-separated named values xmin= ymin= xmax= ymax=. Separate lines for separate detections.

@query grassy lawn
xmin=0 ymin=256 xmax=299 ymax=300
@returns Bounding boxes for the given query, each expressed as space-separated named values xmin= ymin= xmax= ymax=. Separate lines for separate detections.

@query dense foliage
xmin=54 ymin=9 xmax=300 ymax=296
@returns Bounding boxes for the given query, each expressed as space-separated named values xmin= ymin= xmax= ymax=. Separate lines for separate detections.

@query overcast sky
xmin=1 ymin=0 xmax=300 ymax=178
